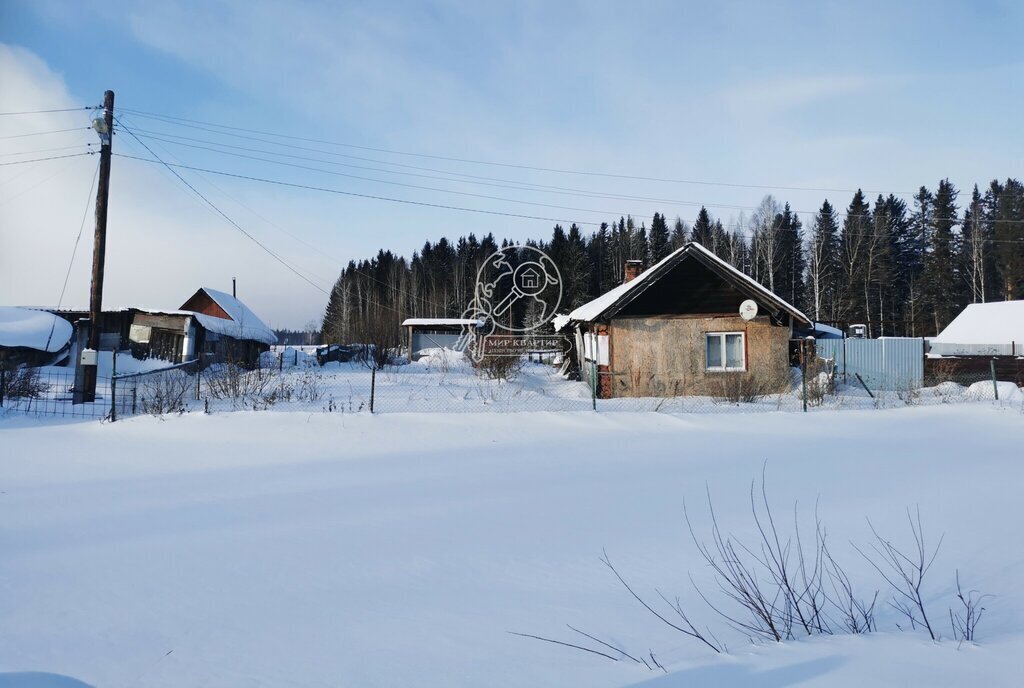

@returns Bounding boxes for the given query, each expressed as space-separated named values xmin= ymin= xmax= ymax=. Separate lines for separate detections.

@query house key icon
xmin=492 ymin=261 xmax=548 ymax=316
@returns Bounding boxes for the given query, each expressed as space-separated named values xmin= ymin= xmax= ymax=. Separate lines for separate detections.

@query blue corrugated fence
xmin=816 ymin=338 xmax=924 ymax=391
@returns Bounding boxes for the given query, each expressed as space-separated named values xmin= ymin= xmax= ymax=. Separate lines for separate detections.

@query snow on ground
xmin=1 ymin=406 xmax=1023 ymax=687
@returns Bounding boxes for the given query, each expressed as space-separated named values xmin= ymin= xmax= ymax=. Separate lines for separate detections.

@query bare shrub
xmin=712 ymin=349 xmax=792 ymax=404
xmin=472 ymin=354 xmax=523 ymax=381
xmin=805 ymin=357 xmax=836 ymax=407
xmin=949 ymin=570 xmax=989 ymax=643
xmin=895 ymin=383 xmax=921 ymax=406
xmin=1 ymin=366 xmax=48 ymax=400
xmin=513 ymin=474 xmax=992 ymax=671
xmin=204 ymin=363 xmax=283 ymax=408
xmin=138 ymin=371 xmax=191 ymax=416
xmin=855 ymin=508 xmax=941 ymax=639
xmin=295 ymin=369 xmax=324 ymax=402
xmin=714 ymin=370 xmax=786 ymax=404
xmin=925 ymin=357 xmax=962 ymax=387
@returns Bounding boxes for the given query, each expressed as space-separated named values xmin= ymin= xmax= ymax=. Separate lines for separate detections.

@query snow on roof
xmin=932 ymin=301 xmax=1024 ymax=345
xmin=551 ymin=314 xmax=570 ymax=333
xmin=565 ymin=242 xmax=810 ymax=325
xmin=402 ymin=318 xmax=482 ymax=327
xmin=188 ymin=288 xmax=277 ymax=345
xmin=0 ymin=306 xmax=73 ymax=352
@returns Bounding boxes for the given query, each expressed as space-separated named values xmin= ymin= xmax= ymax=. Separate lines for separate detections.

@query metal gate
xmin=816 ymin=338 xmax=925 ymax=390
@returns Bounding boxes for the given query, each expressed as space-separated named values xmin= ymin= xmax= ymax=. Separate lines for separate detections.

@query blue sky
xmin=2 ymin=0 xmax=1022 ymax=327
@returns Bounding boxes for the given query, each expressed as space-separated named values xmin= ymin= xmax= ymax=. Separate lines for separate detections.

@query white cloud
xmin=714 ymin=74 xmax=886 ymax=118
xmin=0 ymin=43 xmax=334 ymax=328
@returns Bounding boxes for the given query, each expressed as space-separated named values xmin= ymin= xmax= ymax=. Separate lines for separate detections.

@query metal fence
xmin=0 ymin=367 xmax=112 ymax=419
xmin=927 ymin=342 xmax=1017 ymax=357
xmin=817 ymin=337 xmax=925 ymax=391
xmin=3 ymin=344 xmax=1022 ymax=421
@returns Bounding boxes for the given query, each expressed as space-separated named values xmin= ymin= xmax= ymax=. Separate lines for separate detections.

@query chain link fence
xmin=3 ymin=347 xmax=1022 ymax=421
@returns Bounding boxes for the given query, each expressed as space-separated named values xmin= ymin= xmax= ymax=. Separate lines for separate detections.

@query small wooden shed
xmin=402 ymin=318 xmax=480 ymax=361
xmin=560 ymin=242 xmax=812 ymax=398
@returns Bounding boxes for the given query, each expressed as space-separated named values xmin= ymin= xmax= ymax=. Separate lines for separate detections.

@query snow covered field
xmin=1 ymin=405 xmax=1023 ymax=687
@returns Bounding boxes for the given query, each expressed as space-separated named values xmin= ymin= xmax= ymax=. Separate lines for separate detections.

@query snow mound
xmin=926 ymin=381 xmax=967 ymax=400
xmin=965 ymin=380 xmax=1023 ymax=401
xmin=0 ymin=307 xmax=72 ymax=352
xmin=413 ymin=347 xmax=468 ymax=370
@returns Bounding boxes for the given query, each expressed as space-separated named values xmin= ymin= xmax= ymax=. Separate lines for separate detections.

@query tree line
xmin=322 ymin=177 xmax=1024 ymax=345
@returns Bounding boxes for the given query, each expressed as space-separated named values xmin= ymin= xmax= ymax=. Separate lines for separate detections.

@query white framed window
xmin=705 ymin=332 xmax=746 ymax=372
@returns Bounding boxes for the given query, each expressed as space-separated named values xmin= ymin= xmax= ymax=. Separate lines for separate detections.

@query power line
xmin=126 ymin=131 xmax=642 ymax=218
xmin=114 ymin=151 xmax=609 ymax=227
xmin=127 ymin=127 xmax=759 ymax=213
xmin=115 ymin=126 xmax=460 ymax=315
xmin=124 ymin=123 xmax=736 ymax=205
xmin=114 ymin=118 xmax=329 ymax=295
xmin=0 ymin=106 xmax=93 ymax=116
xmin=0 ymin=152 xmax=94 ymax=166
xmin=45 ymin=158 xmax=101 ymax=352
xmin=0 ymin=127 xmax=90 ymax=140
xmin=117 ymin=129 xmax=332 ymax=281
xmin=113 ymin=127 xmax=453 ymax=314
xmin=116 ymin=106 xmax=921 ymax=197
xmin=111 ymin=149 xmax=1024 ymax=240
xmin=118 ymin=121 xmax=1024 ymax=229
xmin=0 ymin=143 xmax=94 ymax=158
xmin=120 ymin=107 xmax=1024 ymax=209
xmin=0 ymin=153 xmax=91 ymax=204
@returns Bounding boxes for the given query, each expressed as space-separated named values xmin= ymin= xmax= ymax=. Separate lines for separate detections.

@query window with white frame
xmin=705 ymin=332 xmax=746 ymax=371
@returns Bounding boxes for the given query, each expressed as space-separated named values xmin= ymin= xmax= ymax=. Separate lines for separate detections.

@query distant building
xmin=43 ymin=287 xmax=276 ymax=368
xmin=929 ymin=301 xmax=1023 ymax=357
xmin=401 ymin=318 xmax=481 ymax=361
xmin=127 ymin=288 xmax=276 ymax=366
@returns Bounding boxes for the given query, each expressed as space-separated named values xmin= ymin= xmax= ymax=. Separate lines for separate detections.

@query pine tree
xmin=563 ymin=223 xmax=593 ymax=309
xmin=866 ymin=195 xmax=894 ymax=335
xmin=805 ymin=200 xmax=841 ymax=321
xmin=774 ymin=203 xmax=805 ymax=309
xmin=840 ymin=190 xmax=871 ymax=324
xmin=648 ymin=212 xmax=670 ymax=263
xmin=587 ymin=222 xmax=613 ymax=296
xmin=691 ymin=207 xmax=713 ymax=247
xmin=959 ymin=185 xmax=992 ymax=304
xmin=670 ymin=217 xmax=688 ymax=250
xmin=921 ymin=179 xmax=960 ymax=332
xmin=631 ymin=221 xmax=649 ymax=264
xmin=994 ymin=178 xmax=1024 ymax=300
xmin=877 ymin=195 xmax=911 ymax=334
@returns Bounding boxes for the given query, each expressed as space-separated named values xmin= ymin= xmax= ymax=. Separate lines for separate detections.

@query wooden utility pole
xmin=81 ymin=90 xmax=114 ymax=402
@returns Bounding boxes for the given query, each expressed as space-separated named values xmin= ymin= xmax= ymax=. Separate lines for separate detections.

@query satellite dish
xmin=739 ymin=299 xmax=758 ymax=321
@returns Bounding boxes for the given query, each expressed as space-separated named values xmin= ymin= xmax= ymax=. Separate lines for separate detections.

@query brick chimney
xmin=624 ymin=260 xmax=643 ymax=283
